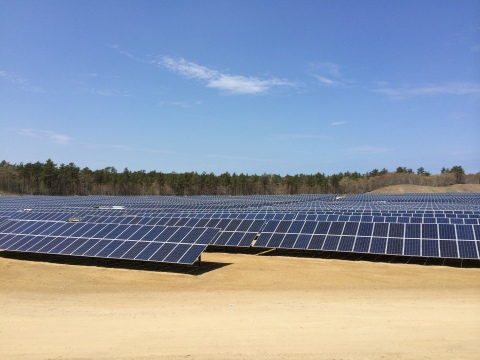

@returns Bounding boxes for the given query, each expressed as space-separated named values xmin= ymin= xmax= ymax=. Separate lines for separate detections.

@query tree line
xmin=0 ymin=159 xmax=478 ymax=196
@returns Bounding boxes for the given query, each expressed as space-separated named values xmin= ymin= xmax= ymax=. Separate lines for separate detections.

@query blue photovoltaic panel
xmin=474 ymin=225 xmax=480 ymax=240
xmin=322 ymin=235 xmax=340 ymax=251
xmin=438 ymin=224 xmax=456 ymax=240
xmin=268 ymin=233 xmax=284 ymax=248
xmin=96 ymin=240 xmax=123 ymax=257
xmin=280 ymin=233 xmax=298 ymax=248
xmin=1 ymin=194 xmax=479 ymax=262
xmin=422 ymin=240 xmax=439 ymax=257
xmin=134 ymin=242 xmax=163 ymax=260
xmin=386 ymin=238 xmax=403 ymax=255
xmin=315 ymin=222 xmax=331 ymax=235
xmin=293 ymin=234 xmax=310 ymax=249
xmin=337 ymin=236 xmax=355 ymax=252
xmin=276 ymin=220 xmax=291 ymax=233
xmin=0 ymin=217 xmax=219 ymax=265
xmin=342 ymin=222 xmax=359 ymax=236
xmin=373 ymin=223 xmax=388 ymax=237
xmin=358 ymin=222 xmax=373 ymax=236
xmin=456 ymin=225 xmax=474 ymax=240
xmin=149 ymin=243 xmax=177 ymax=261
xmin=370 ymin=237 xmax=387 ymax=254
xmin=405 ymin=224 xmax=421 ymax=238
xmin=301 ymin=221 xmax=317 ymax=234
xmin=422 ymin=224 xmax=438 ymax=239
xmin=122 ymin=242 xmax=150 ymax=259
xmin=458 ymin=241 xmax=478 ymax=259
xmin=254 ymin=232 xmax=272 ymax=247
xmin=307 ymin=235 xmax=325 ymax=250
xmin=288 ymin=221 xmax=304 ymax=233
xmin=328 ymin=222 xmax=344 ymax=235
xmin=353 ymin=237 xmax=370 ymax=253
xmin=404 ymin=239 xmax=421 ymax=256
xmin=439 ymin=240 xmax=458 ymax=258
xmin=388 ymin=223 xmax=404 ymax=238
xmin=83 ymin=240 xmax=111 ymax=257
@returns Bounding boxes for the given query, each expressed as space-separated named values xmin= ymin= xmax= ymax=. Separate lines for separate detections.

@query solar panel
xmin=252 ymin=219 xmax=480 ymax=259
xmin=0 ymin=220 xmax=219 ymax=265
xmin=1 ymin=194 xmax=479 ymax=263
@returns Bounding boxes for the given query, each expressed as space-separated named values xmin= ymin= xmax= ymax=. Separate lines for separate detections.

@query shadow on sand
xmin=251 ymin=247 xmax=480 ymax=268
xmin=0 ymin=250 xmax=231 ymax=275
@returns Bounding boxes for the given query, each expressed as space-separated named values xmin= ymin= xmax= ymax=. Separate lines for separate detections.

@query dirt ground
xmin=1 ymin=251 xmax=479 ymax=360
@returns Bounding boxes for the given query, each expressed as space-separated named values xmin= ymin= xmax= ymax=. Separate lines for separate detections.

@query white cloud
xmin=330 ymin=121 xmax=347 ymax=126
xmin=271 ymin=134 xmax=330 ymax=140
xmin=159 ymin=56 xmax=294 ymax=95
xmin=311 ymin=62 xmax=342 ymax=77
xmin=312 ymin=75 xmax=340 ymax=86
xmin=309 ymin=62 xmax=353 ymax=87
xmin=90 ymin=143 xmax=176 ymax=155
xmin=160 ymin=100 xmax=203 ymax=108
xmin=14 ymin=129 xmax=71 ymax=144
xmin=48 ymin=133 xmax=71 ymax=144
xmin=0 ymin=70 xmax=25 ymax=84
xmin=0 ymin=70 xmax=44 ymax=93
xmin=374 ymin=82 xmax=480 ymax=99
xmin=161 ymin=57 xmax=215 ymax=80
xmin=89 ymin=88 xmax=130 ymax=97
xmin=345 ymin=146 xmax=392 ymax=155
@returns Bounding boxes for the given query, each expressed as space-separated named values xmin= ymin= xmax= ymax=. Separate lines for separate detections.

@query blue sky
xmin=1 ymin=0 xmax=479 ymax=175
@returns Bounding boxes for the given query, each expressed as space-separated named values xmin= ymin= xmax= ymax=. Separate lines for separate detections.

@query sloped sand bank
xmin=1 ymin=251 xmax=479 ymax=360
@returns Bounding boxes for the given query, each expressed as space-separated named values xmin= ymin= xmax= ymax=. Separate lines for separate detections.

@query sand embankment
xmin=1 ymin=251 xmax=479 ymax=360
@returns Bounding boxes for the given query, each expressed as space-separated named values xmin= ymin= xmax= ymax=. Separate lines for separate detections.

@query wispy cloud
xmin=160 ymin=100 xmax=203 ymax=108
xmin=88 ymin=88 xmax=130 ymax=97
xmin=309 ymin=62 xmax=353 ymax=87
xmin=330 ymin=121 xmax=347 ymax=126
xmin=0 ymin=70 xmax=25 ymax=84
xmin=208 ymin=154 xmax=279 ymax=163
xmin=312 ymin=74 xmax=342 ymax=86
xmin=14 ymin=129 xmax=71 ymax=144
xmin=159 ymin=56 xmax=295 ymax=95
xmin=0 ymin=70 xmax=44 ymax=93
xmin=271 ymin=134 xmax=330 ymax=140
xmin=374 ymin=82 xmax=480 ymax=100
xmin=345 ymin=146 xmax=392 ymax=155
xmin=109 ymin=44 xmax=146 ymax=63
xmin=87 ymin=143 xmax=176 ymax=155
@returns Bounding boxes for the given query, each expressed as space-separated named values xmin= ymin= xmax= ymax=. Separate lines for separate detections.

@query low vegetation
xmin=0 ymin=160 xmax=478 ymax=196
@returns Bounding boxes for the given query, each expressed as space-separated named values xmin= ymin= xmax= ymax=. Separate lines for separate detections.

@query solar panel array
xmin=254 ymin=220 xmax=479 ymax=258
xmin=0 ymin=193 xmax=479 ymax=265
xmin=0 ymin=219 xmax=218 ymax=265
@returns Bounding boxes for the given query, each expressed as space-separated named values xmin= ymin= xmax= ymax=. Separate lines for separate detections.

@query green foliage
xmin=0 ymin=160 xmax=474 ymax=196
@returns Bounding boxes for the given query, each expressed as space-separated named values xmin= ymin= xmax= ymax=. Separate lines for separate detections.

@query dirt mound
xmin=369 ymin=184 xmax=480 ymax=194
xmin=1 ymin=253 xmax=479 ymax=360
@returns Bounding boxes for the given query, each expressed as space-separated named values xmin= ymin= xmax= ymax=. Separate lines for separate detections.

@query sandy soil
xmin=1 ymin=251 xmax=479 ymax=360
xmin=369 ymin=184 xmax=480 ymax=193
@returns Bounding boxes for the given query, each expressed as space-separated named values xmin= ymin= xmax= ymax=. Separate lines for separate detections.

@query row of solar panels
xmin=3 ymin=210 xmax=480 ymax=223
xmin=2 ymin=204 xmax=480 ymax=213
xmin=1 ymin=194 xmax=478 ymax=210
xmin=64 ymin=215 xmax=480 ymax=225
xmin=0 ymin=195 xmax=335 ymax=208
xmin=0 ymin=222 xmax=219 ymax=265
xmin=0 ymin=218 xmax=261 ymax=248
xmin=1 ymin=217 xmax=480 ymax=260
xmin=255 ymin=235 xmax=479 ymax=259
xmin=3 ymin=216 xmax=480 ymax=240
xmin=259 ymin=221 xmax=479 ymax=240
